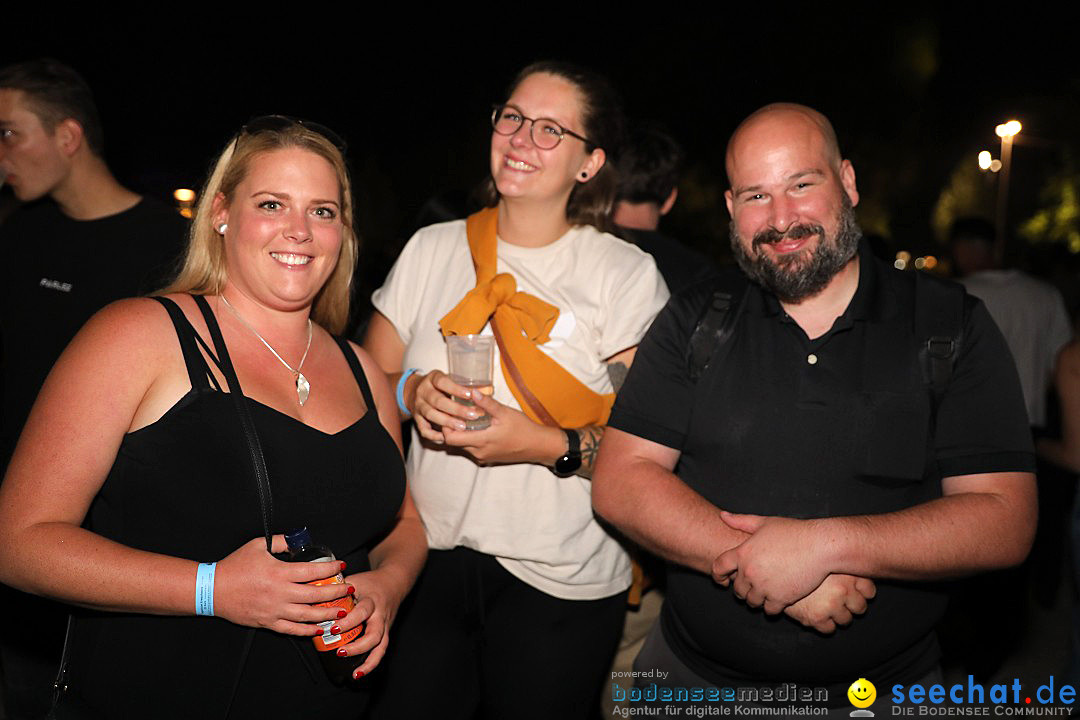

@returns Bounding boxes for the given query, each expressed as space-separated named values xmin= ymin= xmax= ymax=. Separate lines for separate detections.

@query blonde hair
xmin=163 ymin=122 xmax=358 ymax=334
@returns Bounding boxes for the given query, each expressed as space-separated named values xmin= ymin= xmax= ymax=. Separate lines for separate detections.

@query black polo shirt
xmin=609 ymin=247 xmax=1034 ymax=691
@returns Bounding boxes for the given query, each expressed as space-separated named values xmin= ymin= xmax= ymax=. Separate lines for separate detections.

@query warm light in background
xmin=894 ymin=250 xmax=911 ymax=270
xmin=990 ymin=159 xmax=1002 ymax=172
xmin=995 ymin=120 xmax=1022 ymax=138
xmin=993 ymin=119 xmax=1022 ymax=251
xmin=173 ymin=188 xmax=196 ymax=219
xmin=978 ymin=151 xmax=992 ymax=170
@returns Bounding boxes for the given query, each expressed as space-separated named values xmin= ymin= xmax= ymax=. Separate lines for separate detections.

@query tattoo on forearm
xmin=607 ymin=361 xmax=629 ymax=391
xmin=578 ymin=425 xmax=604 ymax=477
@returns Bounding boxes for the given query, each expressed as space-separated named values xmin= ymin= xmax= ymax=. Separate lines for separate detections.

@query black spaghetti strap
xmin=334 ymin=336 xmax=376 ymax=410
xmin=151 ymin=297 xmax=218 ymax=392
xmin=192 ymin=296 xmax=242 ymax=393
xmin=189 ymin=334 xmax=225 ymax=392
xmin=191 ymin=294 xmax=275 ymax=552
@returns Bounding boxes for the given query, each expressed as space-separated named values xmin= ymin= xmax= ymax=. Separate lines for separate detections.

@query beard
xmin=729 ymin=194 xmax=862 ymax=303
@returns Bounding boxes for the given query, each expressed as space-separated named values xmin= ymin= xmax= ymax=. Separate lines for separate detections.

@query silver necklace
xmin=220 ymin=295 xmax=313 ymax=406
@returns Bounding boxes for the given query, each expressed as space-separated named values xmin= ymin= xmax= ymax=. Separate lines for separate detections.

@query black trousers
xmin=367 ymin=547 xmax=626 ymax=720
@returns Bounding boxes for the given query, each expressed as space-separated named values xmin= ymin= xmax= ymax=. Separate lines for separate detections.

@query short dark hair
xmin=616 ymin=122 xmax=684 ymax=206
xmin=949 ymin=216 xmax=996 ymax=247
xmin=0 ymin=58 xmax=105 ymax=156
xmin=480 ymin=60 xmax=625 ymax=232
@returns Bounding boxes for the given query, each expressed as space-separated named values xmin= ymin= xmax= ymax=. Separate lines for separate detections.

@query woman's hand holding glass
xmin=408 ymin=371 xmax=563 ymax=466
xmin=407 ymin=370 xmax=477 ymax=443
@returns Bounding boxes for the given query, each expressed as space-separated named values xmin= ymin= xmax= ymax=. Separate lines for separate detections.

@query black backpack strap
xmin=686 ymin=271 xmax=751 ymax=382
xmin=914 ymin=272 xmax=967 ymax=413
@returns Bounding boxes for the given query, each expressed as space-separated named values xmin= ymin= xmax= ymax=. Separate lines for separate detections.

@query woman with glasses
xmin=363 ymin=61 xmax=668 ymax=719
xmin=0 ymin=118 xmax=426 ymax=718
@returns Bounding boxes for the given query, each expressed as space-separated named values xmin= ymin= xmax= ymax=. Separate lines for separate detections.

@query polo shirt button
xmin=807 ymin=353 xmax=818 ymax=365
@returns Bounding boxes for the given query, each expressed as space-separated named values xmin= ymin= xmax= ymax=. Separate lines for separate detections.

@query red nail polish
xmin=336 ymin=648 xmax=348 ymax=657
xmin=354 ymin=670 xmax=365 ymax=679
xmin=337 ymin=609 xmax=348 ymax=619
xmin=330 ymin=625 xmax=341 ymax=635
xmin=340 ymin=561 xmax=347 ymax=572
xmin=347 ymin=585 xmax=355 ymax=595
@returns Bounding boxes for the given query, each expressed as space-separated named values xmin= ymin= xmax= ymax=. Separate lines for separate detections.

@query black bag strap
xmin=47 ymin=614 xmax=76 ymax=718
xmin=914 ymin=272 xmax=967 ymax=415
xmin=191 ymin=294 xmax=274 ymax=552
xmin=686 ymin=272 xmax=751 ymax=382
xmin=192 ymin=296 xmax=326 ymax=694
xmin=191 ymin=294 xmax=294 ymax=715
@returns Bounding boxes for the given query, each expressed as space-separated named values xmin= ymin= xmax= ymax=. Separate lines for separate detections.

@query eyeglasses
xmin=241 ymin=114 xmax=348 ymax=155
xmin=490 ymin=104 xmax=594 ymax=150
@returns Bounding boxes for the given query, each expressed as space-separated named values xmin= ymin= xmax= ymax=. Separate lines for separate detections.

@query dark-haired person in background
xmin=613 ymin=122 xmax=715 ymax=294
xmin=605 ymin=121 xmax=716 ymax=716
xmin=0 ymin=58 xmax=185 ymax=719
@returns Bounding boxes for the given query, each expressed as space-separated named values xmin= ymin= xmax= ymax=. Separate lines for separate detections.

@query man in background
xmin=614 ymin=122 xmax=715 ymax=294
xmin=947 ymin=217 xmax=1074 ymax=678
xmin=0 ymin=58 xmax=185 ymax=719
xmin=950 ymin=216 xmax=1071 ymax=430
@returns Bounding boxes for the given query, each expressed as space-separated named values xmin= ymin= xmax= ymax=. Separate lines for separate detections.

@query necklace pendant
xmin=296 ymin=372 xmax=310 ymax=406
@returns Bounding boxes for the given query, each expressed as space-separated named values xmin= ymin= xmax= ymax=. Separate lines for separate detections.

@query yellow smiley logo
xmin=848 ymin=678 xmax=876 ymax=708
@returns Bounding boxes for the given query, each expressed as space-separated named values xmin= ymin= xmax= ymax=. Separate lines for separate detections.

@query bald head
xmin=722 ymin=102 xmax=861 ymax=303
xmin=726 ymin=103 xmax=843 ymax=188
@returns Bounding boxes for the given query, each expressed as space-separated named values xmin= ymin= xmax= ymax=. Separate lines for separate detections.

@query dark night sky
xmin=4 ymin=14 xmax=1077 ymax=287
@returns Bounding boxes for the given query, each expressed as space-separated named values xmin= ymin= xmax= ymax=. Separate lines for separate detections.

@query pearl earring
xmin=217 ymin=223 xmax=228 ymax=235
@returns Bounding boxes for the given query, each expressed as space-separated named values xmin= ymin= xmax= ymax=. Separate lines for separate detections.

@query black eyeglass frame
xmin=490 ymin=104 xmax=595 ymax=150
xmin=240 ymin=114 xmax=348 ymax=155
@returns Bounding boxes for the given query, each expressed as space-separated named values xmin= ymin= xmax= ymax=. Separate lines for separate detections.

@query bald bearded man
xmin=593 ymin=103 xmax=1037 ymax=707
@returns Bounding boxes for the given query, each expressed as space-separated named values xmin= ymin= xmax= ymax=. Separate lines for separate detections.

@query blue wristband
xmin=397 ymin=368 xmax=422 ymax=417
xmin=195 ymin=562 xmax=216 ymax=617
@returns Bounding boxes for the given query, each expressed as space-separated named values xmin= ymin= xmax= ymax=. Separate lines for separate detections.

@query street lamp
xmin=993 ymin=120 xmax=1021 ymax=258
xmin=977 ymin=151 xmax=1002 ymax=173
xmin=996 ymin=120 xmax=1022 ymax=138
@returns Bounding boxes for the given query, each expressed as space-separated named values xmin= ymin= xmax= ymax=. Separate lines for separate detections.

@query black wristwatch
xmin=552 ymin=428 xmax=582 ymax=477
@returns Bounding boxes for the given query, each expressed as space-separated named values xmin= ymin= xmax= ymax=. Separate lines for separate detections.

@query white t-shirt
xmin=961 ymin=269 xmax=1073 ymax=427
xmin=372 ymin=219 xmax=669 ymax=599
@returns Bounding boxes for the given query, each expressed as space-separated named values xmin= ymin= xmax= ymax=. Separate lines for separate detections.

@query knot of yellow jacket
xmin=440 ymin=272 xmax=559 ymax=344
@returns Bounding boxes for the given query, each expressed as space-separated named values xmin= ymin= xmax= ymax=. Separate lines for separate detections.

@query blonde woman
xmin=0 ymin=118 xmax=425 ymax=718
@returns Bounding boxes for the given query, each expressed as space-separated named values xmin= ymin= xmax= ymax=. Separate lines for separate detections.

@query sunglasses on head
xmin=241 ymin=115 xmax=348 ymax=155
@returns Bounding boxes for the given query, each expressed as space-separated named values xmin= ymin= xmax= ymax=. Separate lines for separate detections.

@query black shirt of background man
xmin=0 ymin=197 xmax=187 ymax=469
xmin=0 ymin=197 xmax=186 ymax=718
xmin=0 ymin=196 xmax=185 ymax=719
xmin=608 ymin=245 xmax=1035 ymax=696
xmin=616 ymin=226 xmax=717 ymax=295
